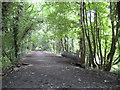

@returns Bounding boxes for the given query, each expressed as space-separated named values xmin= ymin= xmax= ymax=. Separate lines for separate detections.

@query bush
xmin=2 ymin=57 xmax=12 ymax=71
xmin=111 ymin=63 xmax=120 ymax=73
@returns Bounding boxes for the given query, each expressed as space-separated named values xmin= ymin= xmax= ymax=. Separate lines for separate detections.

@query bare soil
xmin=2 ymin=51 xmax=120 ymax=89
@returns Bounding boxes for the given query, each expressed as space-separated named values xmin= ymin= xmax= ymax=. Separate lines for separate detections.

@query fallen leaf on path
xmin=16 ymin=64 xmax=21 ymax=67
xmin=104 ymin=80 xmax=109 ymax=83
xmin=56 ymin=86 xmax=59 ymax=88
xmin=66 ymin=67 xmax=70 ymax=70
xmin=28 ymin=64 xmax=33 ymax=66
xmin=14 ymin=67 xmax=19 ymax=71
xmin=14 ymin=76 xmax=17 ymax=78
xmin=78 ymin=78 xmax=81 ymax=82
xmin=74 ymin=67 xmax=80 ymax=69
xmin=74 ymin=76 xmax=77 ymax=78
xmin=45 ymin=75 xmax=47 ymax=77
xmin=42 ymin=85 xmax=44 ymax=87
xmin=63 ymin=83 xmax=65 ymax=85
xmin=31 ymin=72 xmax=35 ymax=74
xmin=72 ymin=84 xmax=74 ymax=86
xmin=9 ymin=81 xmax=12 ymax=84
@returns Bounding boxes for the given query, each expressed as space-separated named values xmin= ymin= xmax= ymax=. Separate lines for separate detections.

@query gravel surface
xmin=2 ymin=51 xmax=120 ymax=89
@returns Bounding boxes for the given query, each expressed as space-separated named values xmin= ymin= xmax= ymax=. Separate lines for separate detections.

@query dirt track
xmin=2 ymin=51 xmax=120 ymax=89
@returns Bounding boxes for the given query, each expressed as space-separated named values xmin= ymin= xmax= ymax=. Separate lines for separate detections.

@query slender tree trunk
xmin=88 ymin=3 xmax=98 ymax=67
xmin=104 ymin=37 xmax=107 ymax=66
xmin=64 ymin=35 xmax=68 ymax=52
xmin=104 ymin=2 xmax=117 ymax=71
xmin=71 ymin=38 xmax=74 ymax=51
xmin=80 ymin=1 xmax=86 ymax=65
xmin=84 ymin=3 xmax=96 ymax=68
xmin=13 ymin=25 xmax=18 ymax=58
xmin=13 ymin=5 xmax=19 ymax=58
xmin=117 ymin=1 xmax=120 ymax=20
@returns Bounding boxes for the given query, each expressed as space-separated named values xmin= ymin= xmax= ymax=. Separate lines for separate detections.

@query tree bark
xmin=80 ymin=1 xmax=86 ymax=65
xmin=84 ymin=3 xmax=96 ymax=68
xmin=13 ymin=5 xmax=20 ymax=58
xmin=104 ymin=2 xmax=118 ymax=71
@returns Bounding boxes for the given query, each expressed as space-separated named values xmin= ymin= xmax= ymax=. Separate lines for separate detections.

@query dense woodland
xmin=1 ymin=2 xmax=120 ymax=72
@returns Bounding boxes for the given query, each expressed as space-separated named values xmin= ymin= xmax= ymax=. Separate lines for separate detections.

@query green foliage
xmin=111 ymin=63 xmax=120 ymax=73
xmin=2 ymin=57 xmax=12 ymax=70
xmin=2 ymin=2 xmax=120 ymax=73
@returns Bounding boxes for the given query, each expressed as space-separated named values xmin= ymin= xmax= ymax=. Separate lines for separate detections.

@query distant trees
xmin=2 ymin=2 xmax=43 ymax=69
xmin=43 ymin=2 xmax=120 ymax=71
xmin=1 ymin=2 xmax=120 ymax=72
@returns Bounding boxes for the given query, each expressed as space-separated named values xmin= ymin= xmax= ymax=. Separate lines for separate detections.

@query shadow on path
xmin=2 ymin=51 xmax=119 ymax=88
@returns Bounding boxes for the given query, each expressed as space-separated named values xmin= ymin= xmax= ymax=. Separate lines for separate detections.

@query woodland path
xmin=2 ymin=51 xmax=120 ymax=89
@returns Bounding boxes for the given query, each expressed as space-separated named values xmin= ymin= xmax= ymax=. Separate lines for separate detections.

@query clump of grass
xmin=1 ymin=57 xmax=13 ymax=71
xmin=111 ymin=63 xmax=120 ymax=74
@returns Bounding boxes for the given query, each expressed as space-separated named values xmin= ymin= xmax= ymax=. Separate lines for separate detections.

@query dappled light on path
xmin=2 ymin=51 xmax=119 ymax=88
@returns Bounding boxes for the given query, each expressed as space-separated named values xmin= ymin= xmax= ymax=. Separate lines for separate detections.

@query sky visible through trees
xmin=1 ymin=1 xmax=120 ymax=73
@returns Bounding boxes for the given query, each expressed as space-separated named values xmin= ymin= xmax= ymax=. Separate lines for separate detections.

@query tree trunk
xmin=104 ymin=2 xmax=117 ymax=71
xmin=80 ymin=1 xmax=86 ymax=65
xmin=13 ymin=5 xmax=20 ymax=58
xmin=84 ymin=2 xmax=96 ymax=68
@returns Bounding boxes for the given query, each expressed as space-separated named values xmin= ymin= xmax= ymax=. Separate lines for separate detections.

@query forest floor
xmin=2 ymin=51 xmax=120 ymax=89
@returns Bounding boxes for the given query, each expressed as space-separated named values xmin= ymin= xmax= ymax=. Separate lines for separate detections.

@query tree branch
xmin=113 ymin=55 xmax=120 ymax=65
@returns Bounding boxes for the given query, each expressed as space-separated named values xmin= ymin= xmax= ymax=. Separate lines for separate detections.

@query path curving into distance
xmin=2 ymin=51 xmax=119 ymax=89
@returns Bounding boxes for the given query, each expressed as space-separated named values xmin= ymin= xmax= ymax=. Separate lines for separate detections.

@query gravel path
xmin=2 ymin=51 xmax=120 ymax=89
